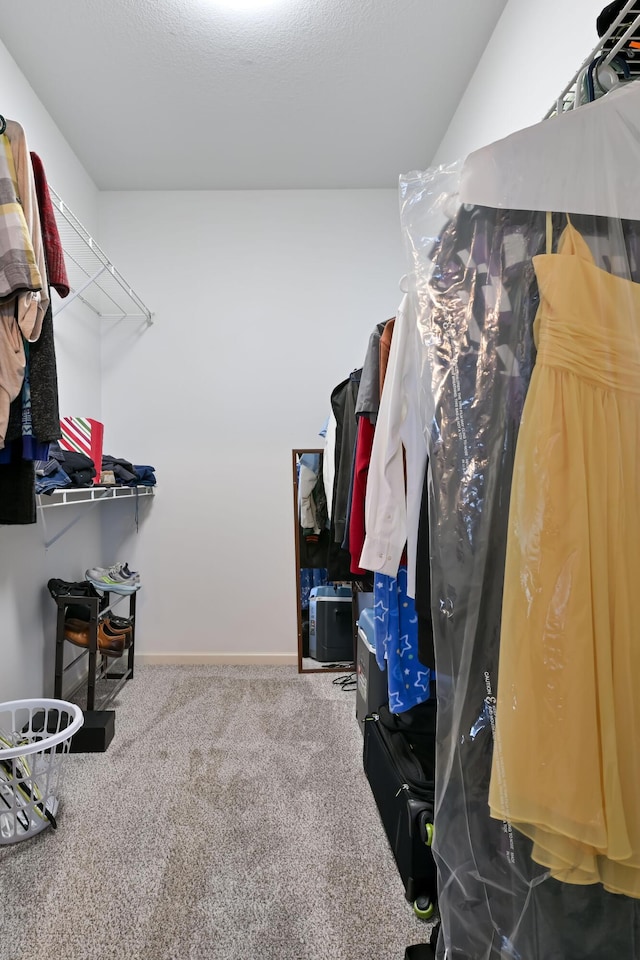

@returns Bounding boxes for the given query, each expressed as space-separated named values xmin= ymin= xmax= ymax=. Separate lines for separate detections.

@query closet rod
xmin=544 ymin=0 xmax=640 ymax=118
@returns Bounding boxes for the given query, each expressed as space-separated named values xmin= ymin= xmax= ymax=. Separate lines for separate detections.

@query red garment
xmin=30 ymin=152 xmax=70 ymax=298
xmin=349 ymin=414 xmax=375 ymax=575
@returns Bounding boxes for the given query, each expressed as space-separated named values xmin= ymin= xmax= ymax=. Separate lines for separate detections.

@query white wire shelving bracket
xmin=49 ymin=186 xmax=154 ymax=323
xmin=545 ymin=1 xmax=640 ymax=118
xmin=37 ymin=485 xmax=155 ymax=549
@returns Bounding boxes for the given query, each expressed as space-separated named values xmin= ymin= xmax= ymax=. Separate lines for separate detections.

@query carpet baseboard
xmin=135 ymin=653 xmax=298 ymax=666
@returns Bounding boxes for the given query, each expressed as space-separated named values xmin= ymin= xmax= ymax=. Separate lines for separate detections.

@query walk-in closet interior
xmin=0 ymin=1 xmax=639 ymax=958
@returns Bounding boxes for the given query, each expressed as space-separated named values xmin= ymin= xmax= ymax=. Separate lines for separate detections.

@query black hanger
xmin=0 ymin=116 xmax=6 ymax=135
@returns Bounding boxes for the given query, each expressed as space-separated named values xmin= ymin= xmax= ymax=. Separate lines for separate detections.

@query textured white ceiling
xmin=0 ymin=0 xmax=509 ymax=190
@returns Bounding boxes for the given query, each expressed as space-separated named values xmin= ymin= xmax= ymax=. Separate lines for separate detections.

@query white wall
xmin=98 ymin=189 xmax=406 ymax=661
xmin=0 ymin=37 xmax=105 ymax=702
xmin=433 ymin=0 xmax=606 ymax=165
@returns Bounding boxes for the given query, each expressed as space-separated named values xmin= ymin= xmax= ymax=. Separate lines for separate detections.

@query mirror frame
xmin=292 ymin=448 xmax=356 ymax=674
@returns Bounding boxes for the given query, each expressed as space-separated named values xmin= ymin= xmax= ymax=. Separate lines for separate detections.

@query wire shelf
xmin=546 ymin=1 xmax=640 ymax=118
xmin=37 ymin=485 xmax=155 ymax=510
xmin=49 ymin=187 xmax=153 ymax=323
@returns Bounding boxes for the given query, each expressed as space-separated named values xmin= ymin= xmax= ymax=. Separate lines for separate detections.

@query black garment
xmin=53 ymin=444 xmax=96 ymax=487
xmin=327 ymin=372 xmax=361 ymax=582
xmin=0 ymin=459 xmax=35 ymax=524
xmin=3 ymin=300 xmax=61 ymax=522
xmin=597 ymin=1 xmax=639 ymax=37
xmin=310 ymin=468 xmax=329 ymax=536
xmin=331 ymin=369 xmax=360 ymax=545
xmin=5 ymin=301 xmax=61 ymax=445
xmin=47 ymin=579 xmax=102 ymax=603
xmin=415 ymin=468 xmax=434 ymax=672
xmin=102 ymin=455 xmax=137 ymax=484
xmin=298 ymin=526 xmax=330 ymax=569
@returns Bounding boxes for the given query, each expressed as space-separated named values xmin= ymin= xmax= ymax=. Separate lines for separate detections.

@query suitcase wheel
xmin=418 ymin=810 xmax=434 ymax=847
xmin=413 ymin=895 xmax=436 ymax=922
xmin=425 ymin=821 xmax=434 ymax=847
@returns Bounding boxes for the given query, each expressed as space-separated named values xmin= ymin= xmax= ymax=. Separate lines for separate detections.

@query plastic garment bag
xmin=400 ymin=148 xmax=640 ymax=957
xmin=460 ymin=81 xmax=640 ymax=221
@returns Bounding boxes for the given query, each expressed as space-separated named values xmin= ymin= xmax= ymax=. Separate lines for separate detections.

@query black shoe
xmin=107 ymin=614 xmax=133 ymax=631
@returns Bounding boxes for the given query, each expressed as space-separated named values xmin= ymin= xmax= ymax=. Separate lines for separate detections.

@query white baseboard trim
xmin=135 ymin=653 xmax=298 ymax=666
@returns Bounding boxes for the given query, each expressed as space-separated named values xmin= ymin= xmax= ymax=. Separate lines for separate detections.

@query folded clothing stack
xmin=35 ymin=444 xmax=157 ymax=494
xmin=101 ymin=454 xmax=156 ymax=487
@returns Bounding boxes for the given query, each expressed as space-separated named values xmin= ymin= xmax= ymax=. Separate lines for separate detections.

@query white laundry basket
xmin=0 ymin=699 xmax=84 ymax=844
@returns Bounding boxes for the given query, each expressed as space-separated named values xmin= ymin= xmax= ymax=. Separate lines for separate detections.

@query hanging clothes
xmin=0 ymin=126 xmax=64 ymax=525
xmin=326 ymin=371 xmax=361 ymax=582
xmin=355 ymin=320 xmax=388 ymax=422
xmin=378 ymin=317 xmax=394 ymax=397
xmin=29 ymin=152 xmax=69 ymax=299
xmin=297 ymin=451 xmax=331 ymax=569
xmin=4 ymin=120 xmax=48 ymax=343
xmin=491 ymin=220 xmax=640 ymax=898
xmin=359 ymin=293 xmax=427 ymax=599
xmin=348 ymin=414 xmax=375 ymax=575
xmin=414 ymin=470 xmax=434 ymax=672
xmin=401 ymin=156 xmax=640 ymax=958
xmin=0 ymin=303 xmax=26 ymax=450
xmin=358 ymin=304 xmax=432 ymax=711
xmin=331 ymin=369 xmax=361 ymax=546
xmin=6 ymin=150 xmax=63 ymax=448
xmin=0 ymin=123 xmax=42 ymax=451
xmin=347 ymin=318 xmax=394 ymax=573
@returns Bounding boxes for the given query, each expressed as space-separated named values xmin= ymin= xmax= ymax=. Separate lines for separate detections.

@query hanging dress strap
xmin=557 ymin=213 xmax=597 ymax=264
xmin=546 ymin=211 xmax=554 ymax=254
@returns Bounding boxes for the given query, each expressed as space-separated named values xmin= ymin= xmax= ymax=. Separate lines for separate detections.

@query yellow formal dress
xmin=489 ymin=220 xmax=640 ymax=898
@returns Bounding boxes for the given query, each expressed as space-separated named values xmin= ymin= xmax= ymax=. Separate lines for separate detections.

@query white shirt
xmin=323 ymin=409 xmax=337 ymax=521
xmin=359 ymin=290 xmax=428 ymax=599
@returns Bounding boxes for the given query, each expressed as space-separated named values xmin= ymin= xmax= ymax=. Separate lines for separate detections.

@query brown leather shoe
xmin=64 ymin=619 xmax=91 ymax=649
xmin=97 ymin=621 xmax=126 ymax=657
xmin=64 ymin=619 xmax=126 ymax=657
xmin=102 ymin=617 xmax=132 ymax=646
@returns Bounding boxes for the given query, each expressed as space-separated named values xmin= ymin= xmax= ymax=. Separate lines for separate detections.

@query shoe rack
xmin=53 ymin=590 xmax=137 ymax=711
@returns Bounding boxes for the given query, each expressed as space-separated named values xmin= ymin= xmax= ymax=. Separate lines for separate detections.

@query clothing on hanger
xmin=399 ymin=159 xmax=640 ymax=956
xmin=359 ymin=293 xmax=427 ymax=599
xmin=491 ymin=219 xmax=640 ymax=897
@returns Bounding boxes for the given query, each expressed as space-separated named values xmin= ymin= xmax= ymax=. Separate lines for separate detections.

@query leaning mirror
xmin=292 ymin=449 xmax=356 ymax=673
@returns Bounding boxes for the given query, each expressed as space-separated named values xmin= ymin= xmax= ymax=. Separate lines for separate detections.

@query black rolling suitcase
xmin=363 ymin=700 xmax=437 ymax=920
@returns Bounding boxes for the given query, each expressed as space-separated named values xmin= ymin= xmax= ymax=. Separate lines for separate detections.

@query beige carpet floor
xmin=0 ymin=665 xmax=430 ymax=960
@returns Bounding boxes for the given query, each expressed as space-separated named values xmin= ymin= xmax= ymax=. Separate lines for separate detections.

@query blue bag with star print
xmin=373 ymin=567 xmax=432 ymax=714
